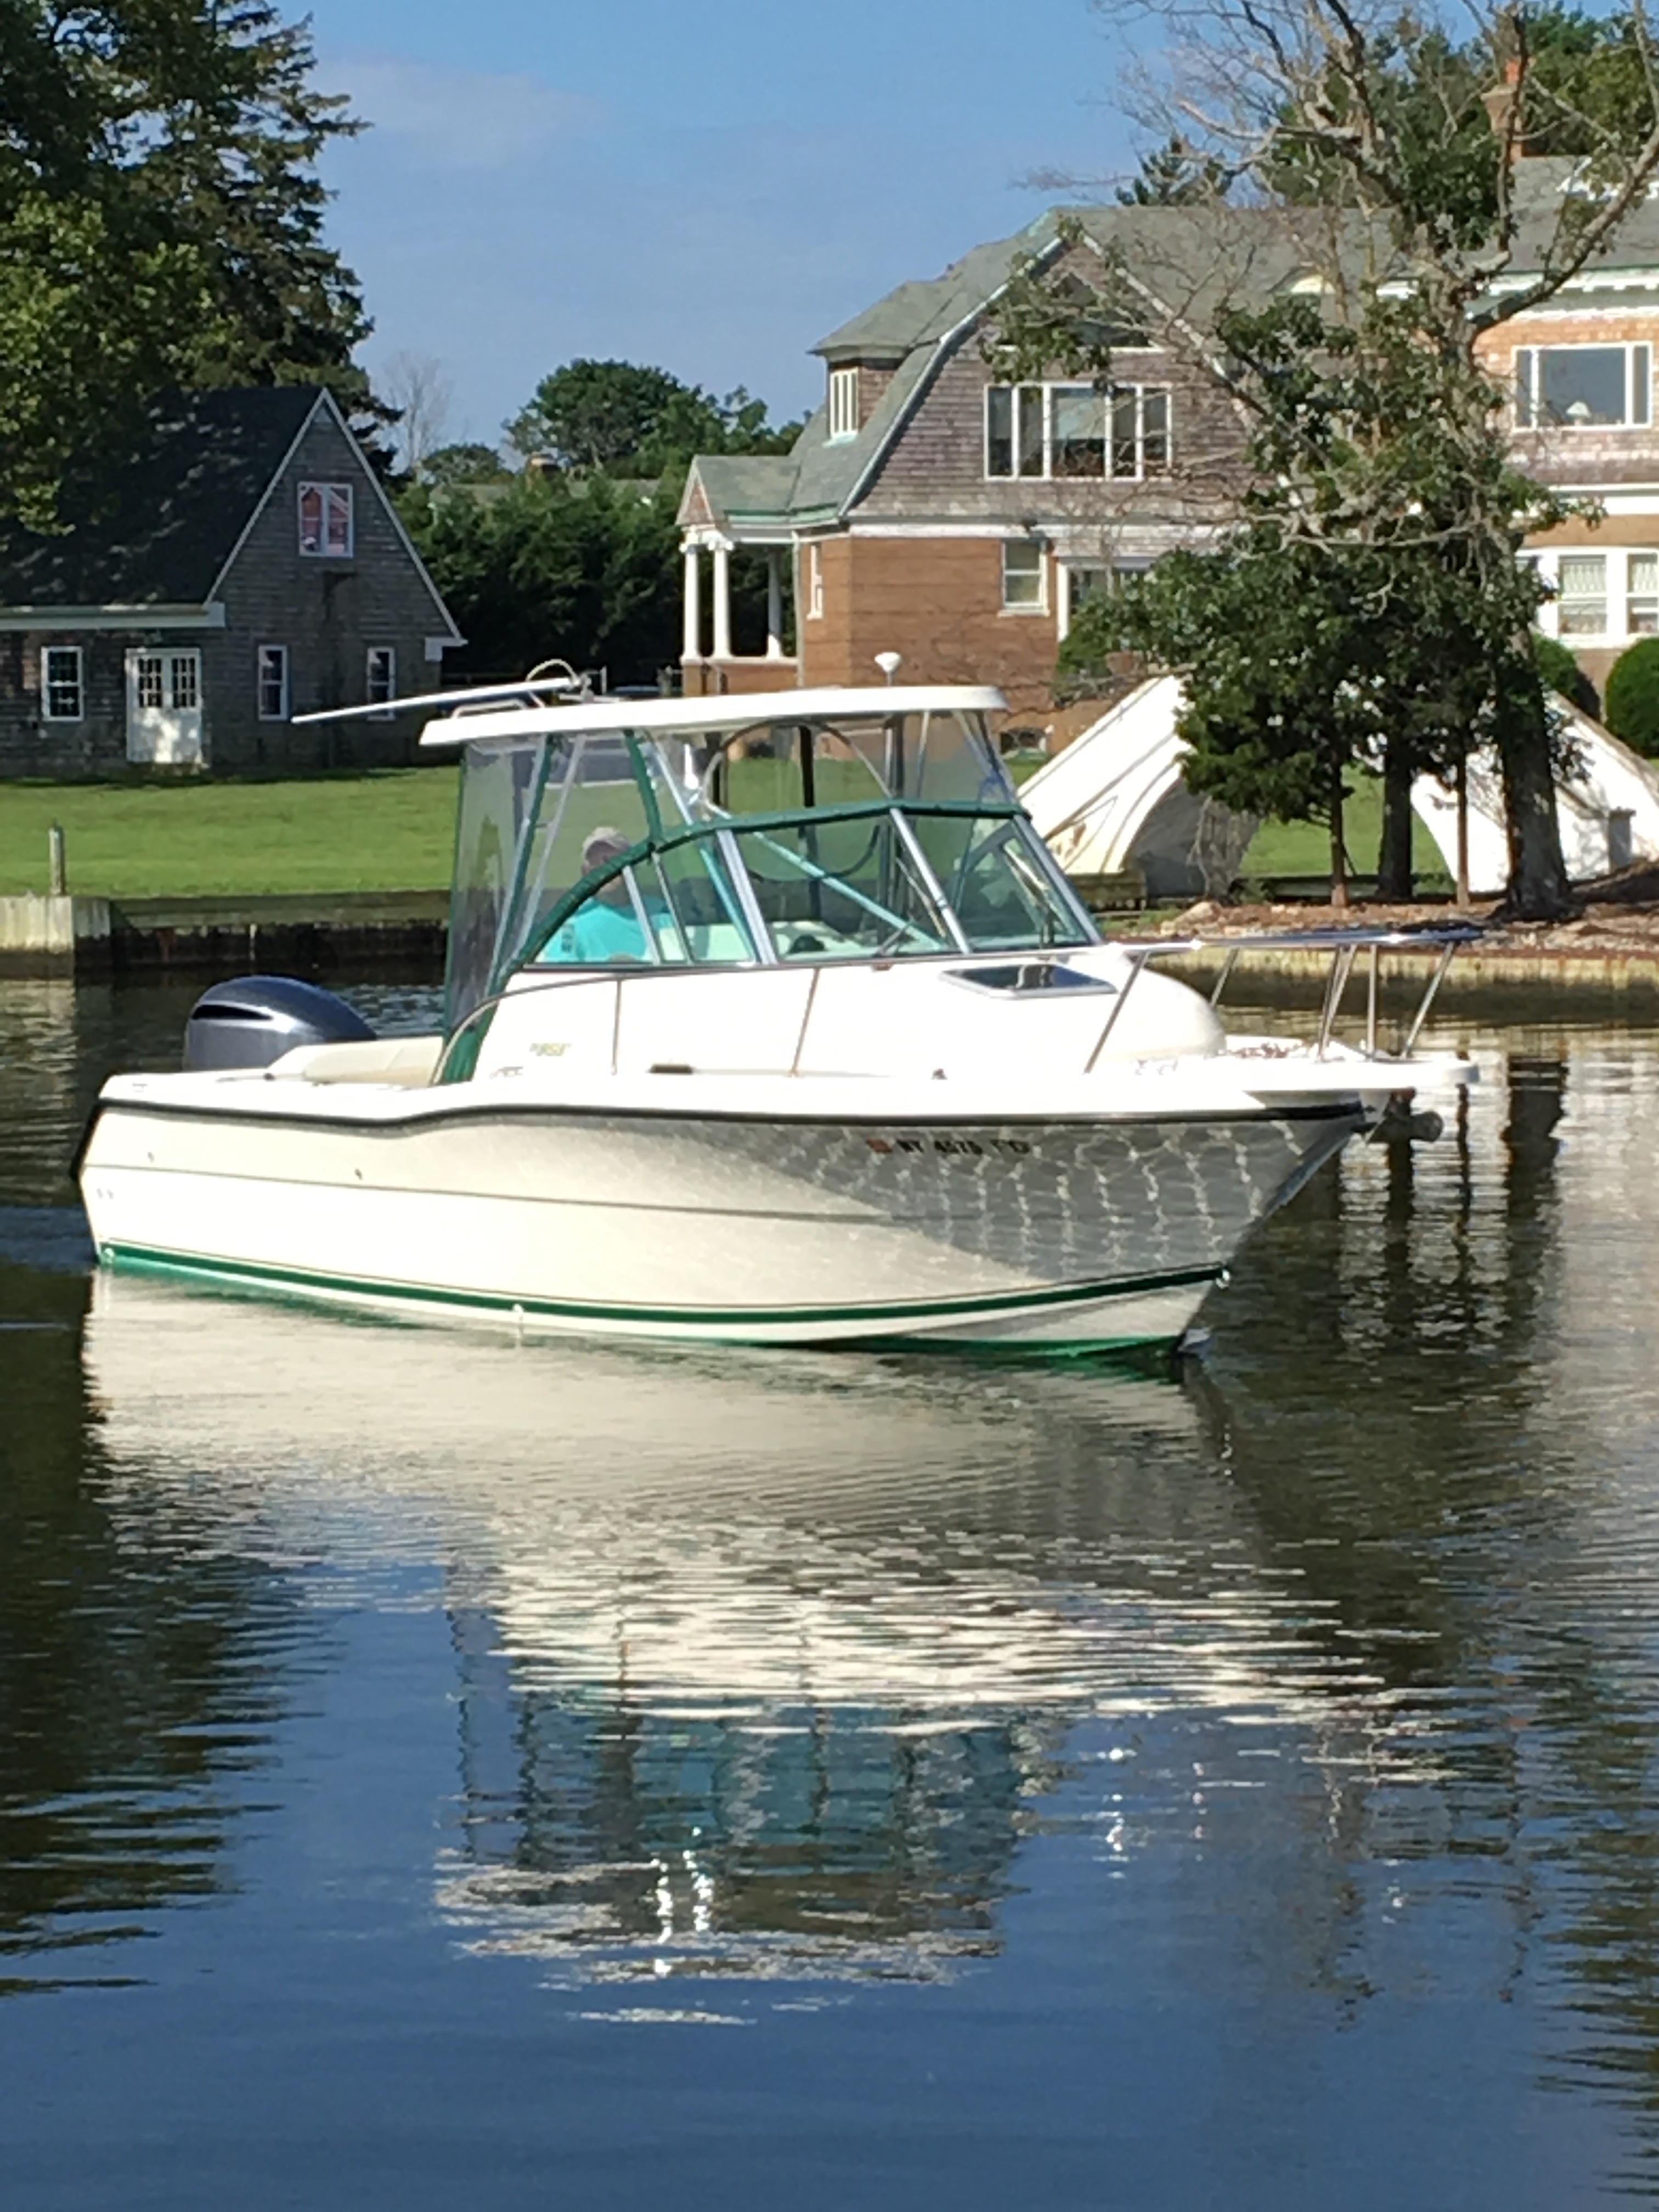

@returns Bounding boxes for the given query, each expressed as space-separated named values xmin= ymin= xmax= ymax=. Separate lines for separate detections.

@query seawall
xmin=0 ymin=891 xmax=447 ymax=978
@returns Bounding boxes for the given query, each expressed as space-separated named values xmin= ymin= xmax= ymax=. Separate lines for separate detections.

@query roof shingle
xmin=0 ymin=387 xmax=320 ymax=608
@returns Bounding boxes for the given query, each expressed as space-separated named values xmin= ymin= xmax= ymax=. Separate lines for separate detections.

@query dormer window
xmin=827 ymin=367 xmax=859 ymax=442
xmin=298 ymin=481 xmax=353 ymax=556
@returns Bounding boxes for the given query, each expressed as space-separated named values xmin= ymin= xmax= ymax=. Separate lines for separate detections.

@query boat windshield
xmin=441 ymin=706 xmax=1095 ymax=1030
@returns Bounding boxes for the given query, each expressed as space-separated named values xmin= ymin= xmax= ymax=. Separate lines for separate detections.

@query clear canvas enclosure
xmin=441 ymin=705 xmax=1096 ymax=1031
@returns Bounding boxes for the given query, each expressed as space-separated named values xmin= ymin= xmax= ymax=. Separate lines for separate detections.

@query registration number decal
xmin=864 ymin=1135 xmax=1032 ymax=1158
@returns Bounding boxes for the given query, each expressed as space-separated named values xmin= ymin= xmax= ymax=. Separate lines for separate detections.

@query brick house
xmin=1482 ymin=185 xmax=1659 ymax=699
xmin=0 ymin=387 xmax=462 ymax=777
xmin=679 ymin=172 xmax=1659 ymax=723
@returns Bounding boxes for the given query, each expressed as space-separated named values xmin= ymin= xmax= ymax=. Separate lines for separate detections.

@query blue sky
xmin=312 ymin=0 xmax=1137 ymax=449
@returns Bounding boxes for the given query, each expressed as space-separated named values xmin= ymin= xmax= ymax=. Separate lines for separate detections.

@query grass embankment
xmin=0 ymin=762 xmax=1447 ymax=900
xmin=0 ymin=770 xmax=460 ymax=898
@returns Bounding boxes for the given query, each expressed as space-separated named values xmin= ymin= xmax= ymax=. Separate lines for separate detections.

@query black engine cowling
xmin=183 ymin=976 xmax=375 ymax=1073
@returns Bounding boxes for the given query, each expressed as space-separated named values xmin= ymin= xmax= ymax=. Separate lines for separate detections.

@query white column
xmin=712 ymin=541 xmax=732 ymax=662
xmin=681 ymin=545 xmax=702 ymax=661
xmin=765 ymin=549 xmax=784 ymax=658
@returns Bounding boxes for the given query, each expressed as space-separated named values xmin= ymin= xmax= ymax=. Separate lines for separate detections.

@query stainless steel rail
xmin=1084 ymin=924 xmax=1482 ymax=1074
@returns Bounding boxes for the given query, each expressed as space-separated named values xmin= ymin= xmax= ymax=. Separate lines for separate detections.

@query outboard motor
xmin=183 ymin=976 xmax=375 ymax=1073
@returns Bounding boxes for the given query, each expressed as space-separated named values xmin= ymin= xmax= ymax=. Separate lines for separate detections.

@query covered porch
xmin=679 ymin=528 xmax=798 ymax=696
xmin=677 ymin=455 xmax=803 ymax=697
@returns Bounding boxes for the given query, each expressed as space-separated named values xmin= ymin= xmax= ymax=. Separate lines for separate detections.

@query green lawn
xmin=1242 ymin=772 xmax=1450 ymax=887
xmin=0 ymin=760 xmax=1446 ymax=900
xmin=0 ymin=770 xmax=461 ymax=897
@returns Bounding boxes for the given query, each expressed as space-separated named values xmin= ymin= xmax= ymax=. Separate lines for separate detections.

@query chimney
xmin=1482 ymin=56 xmax=1523 ymax=145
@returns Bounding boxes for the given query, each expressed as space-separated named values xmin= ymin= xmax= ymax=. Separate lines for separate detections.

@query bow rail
xmin=1084 ymin=923 xmax=1483 ymax=1074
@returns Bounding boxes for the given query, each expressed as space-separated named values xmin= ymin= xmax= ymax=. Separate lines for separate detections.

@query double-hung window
xmin=257 ymin=645 xmax=289 ymax=720
xmin=1515 ymin=344 xmax=1652 ymax=429
xmin=298 ymin=481 xmax=354 ymax=556
xmin=827 ymin=368 xmax=859 ymax=441
xmin=366 ymin=646 xmax=396 ymax=715
xmin=1001 ymin=540 xmax=1047 ymax=612
xmin=42 ymin=645 xmax=83 ymax=721
xmin=1051 ymin=387 xmax=1107 ymax=477
xmin=1630 ymin=553 xmax=1659 ymax=636
xmin=985 ymin=386 xmax=1047 ymax=478
xmin=986 ymin=383 xmax=1171 ymax=479
xmin=1556 ymin=553 xmax=1608 ymax=635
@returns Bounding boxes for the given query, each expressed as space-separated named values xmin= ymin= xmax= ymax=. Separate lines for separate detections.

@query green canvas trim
xmin=100 ymin=1243 xmax=1221 ymax=1333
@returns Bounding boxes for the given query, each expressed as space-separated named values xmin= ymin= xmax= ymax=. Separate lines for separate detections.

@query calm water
xmin=7 ymin=980 xmax=1659 ymax=2205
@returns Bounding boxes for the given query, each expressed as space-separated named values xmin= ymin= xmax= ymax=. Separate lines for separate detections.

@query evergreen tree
xmin=402 ymin=473 xmax=686 ymax=685
xmin=0 ymin=1 xmax=373 ymax=528
xmin=1116 ymin=136 xmax=1234 ymax=205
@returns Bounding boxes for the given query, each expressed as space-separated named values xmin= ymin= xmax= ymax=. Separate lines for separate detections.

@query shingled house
xmin=676 ymin=206 xmax=1251 ymax=721
xmin=0 ymin=387 xmax=462 ymax=777
xmin=679 ymin=171 xmax=1659 ymax=722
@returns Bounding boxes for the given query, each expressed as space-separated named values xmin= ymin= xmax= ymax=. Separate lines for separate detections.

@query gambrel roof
xmin=680 ymin=164 xmax=1659 ymax=540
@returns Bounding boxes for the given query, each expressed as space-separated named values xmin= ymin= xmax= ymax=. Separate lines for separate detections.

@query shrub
xmin=1531 ymin=631 xmax=1598 ymax=716
xmin=1604 ymin=636 xmax=1659 ymax=757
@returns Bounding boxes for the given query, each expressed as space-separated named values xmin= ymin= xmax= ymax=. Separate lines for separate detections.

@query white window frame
xmin=257 ymin=644 xmax=289 ymax=721
xmin=984 ymin=382 xmax=1173 ymax=482
xmin=1001 ymin=539 xmax=1049 ymax=615
xmin=1514 ymin=342 xmax=1652 ymax=431
xmin=805 ymin=541 xmax=824 ymax=620
xmin=297 ymin=480 xmax=354 ymax=557
xmin=365 ymin=645 xmax=396 ymax=717
xmin=42 ymin=645 xmax=83 ymax=722
xmin=1056 ymin=561 xmax=1127 ymax=642
xmin=1630 ymin=551 xmax=1659 ymax=637
xmin=169 ymin=651 xmax=200 ymax=712
xmin=130 ymin=650 xmax=201 ymax=713
xmin=134 ymin=652 xmax=165 ymax=711
xmin=1556 ymin=551 xmax=1609 ymax=637
xmin=827 ymin=368 xmax=859 ymax=442
xmin=1528 ymin=545 xmax=1659 ymax=644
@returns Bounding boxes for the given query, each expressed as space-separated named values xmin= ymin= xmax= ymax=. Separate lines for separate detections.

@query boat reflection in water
xmin=82 ymin=1274 xmax=1380 ymax=1988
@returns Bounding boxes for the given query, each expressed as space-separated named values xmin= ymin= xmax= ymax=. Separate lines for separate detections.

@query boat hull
xmin=80 ymin=1094 xmax=1362 ymax=1352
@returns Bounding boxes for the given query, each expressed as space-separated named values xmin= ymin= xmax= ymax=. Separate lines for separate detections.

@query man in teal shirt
xmin=544 ymin=827 xmax=654 ymax=964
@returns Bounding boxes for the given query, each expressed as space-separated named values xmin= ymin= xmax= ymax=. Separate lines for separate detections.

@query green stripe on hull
xmin=100 ymin=1242 xmax=1222 ymax=1342
xmin=864 ymin=1336 xmax=1189 ymax=1368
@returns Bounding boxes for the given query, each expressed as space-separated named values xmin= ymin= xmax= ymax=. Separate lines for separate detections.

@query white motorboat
xmin=77 ymin=682 xmax=1475 ymax=1353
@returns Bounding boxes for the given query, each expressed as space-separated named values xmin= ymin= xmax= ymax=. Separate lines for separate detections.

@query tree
xmin=401 ymin=473 xmax=685 ymax=684
xmin=997 ymin=1 xmax=1659 ymax=916
xmin=1116 ymin=134 xmax=1234 ymax=204
xmin=421 ymin=443 xmax=514 ymax=488
xmin=1053 ymin=285 xmax=1579 ymax=904
xmin=505 ymin=359 xmax=800 ymax=477
xmin=381 ymin=352 xmax=455 ymax=478
xmin=0 ymin=1 xmax=374 ymax=529
xmin=1061 ymin=469 xmax=1548 ymax=906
